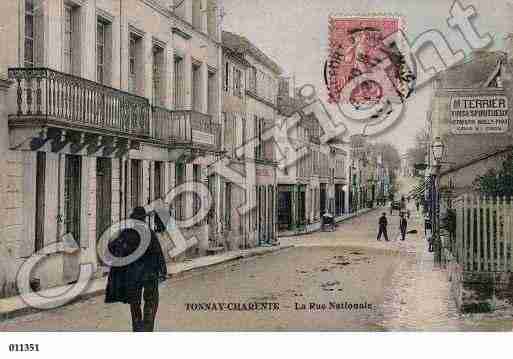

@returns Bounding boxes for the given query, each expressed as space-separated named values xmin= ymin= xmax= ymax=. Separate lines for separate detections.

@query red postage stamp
xmin=327 ymin=15 xmax=414 ymax=108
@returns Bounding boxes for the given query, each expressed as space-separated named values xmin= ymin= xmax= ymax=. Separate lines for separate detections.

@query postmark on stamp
xmin=326 ymin=15 xmax=415 ymax=109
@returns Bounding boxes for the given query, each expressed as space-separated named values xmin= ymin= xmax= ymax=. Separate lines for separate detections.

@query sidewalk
xmin=0 ymin=244 xmax=292 ymax=321
xmin=277 ymin=206 xmax=383 ymax=238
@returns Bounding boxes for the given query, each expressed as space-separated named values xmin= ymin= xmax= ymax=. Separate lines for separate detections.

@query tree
xmin=374 ymin=142 xmax=401 ymax=171
xmin=474 ymin=152 xmax=513 ymax=197
xmin=405 ymin=127 xmax=430 ymax=175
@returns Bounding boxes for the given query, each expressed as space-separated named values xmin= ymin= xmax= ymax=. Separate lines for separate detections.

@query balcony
xmin=9 ymin=67 xmax=150 ymax=138
xmin=152 ymin=107 xmax=220 ymax=150
xmin=8 ymin=67 xmax=221 ymax=154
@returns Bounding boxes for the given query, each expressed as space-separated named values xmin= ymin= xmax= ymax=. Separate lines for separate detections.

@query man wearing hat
xmin=105 ymin=206 xmax=167 ymax=331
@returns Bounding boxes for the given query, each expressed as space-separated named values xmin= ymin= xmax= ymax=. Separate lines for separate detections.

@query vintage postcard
xmin=1 ymin=0 xmax=513 ymax=351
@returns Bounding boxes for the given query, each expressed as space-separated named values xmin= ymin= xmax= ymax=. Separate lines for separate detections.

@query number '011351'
xmin=8 ymin=344 xmax=40 ymax=352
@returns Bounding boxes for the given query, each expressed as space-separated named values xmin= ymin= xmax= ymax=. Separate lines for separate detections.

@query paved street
xmin=1 ymin=180 xmax=513 ymax=331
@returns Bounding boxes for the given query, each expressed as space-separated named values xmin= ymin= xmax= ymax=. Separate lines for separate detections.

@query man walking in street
xmin=399 ymin=212 xmax=408 ymax=241
xmin=105 ymin=206 xmax=168 ymax=332
xmin=377 ymin=212 xmax=389 ymax=241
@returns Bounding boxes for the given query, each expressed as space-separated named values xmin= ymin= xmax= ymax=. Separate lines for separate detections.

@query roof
xmin=435 ymin=51 xmax=506 ymax=88
xmin=222 ymin=31 xmax=283 ymax=75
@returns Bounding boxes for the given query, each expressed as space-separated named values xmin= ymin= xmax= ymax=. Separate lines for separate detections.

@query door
xmin=96 ymin=158 xmax=112 ymax=241
xmin=63 ymin=154 xmax=81 ymax=283
xmin=35 ymin=152 xmax=46 ymax=252
xmin=278 ymin=189 xmax=291 ymax=230
xmin=320 ymin=183 xmax=327 ymax=216
xmin=131 ymin=159 xmax=141 ymax=209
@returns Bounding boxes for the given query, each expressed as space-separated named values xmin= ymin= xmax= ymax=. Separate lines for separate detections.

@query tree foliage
xmin=474 ymin=153 xmax=513 ymax=197
xmin=405 ymin=127 xmax=430 ymax=170
xmin=374 ymin=142 xmax=401 ymax=171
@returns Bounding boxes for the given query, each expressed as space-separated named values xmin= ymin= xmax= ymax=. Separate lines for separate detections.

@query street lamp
xmin=431 ymin=137 xmax=445 ymax=264
xmin=432 ymin=137 xmax=444 ymax=165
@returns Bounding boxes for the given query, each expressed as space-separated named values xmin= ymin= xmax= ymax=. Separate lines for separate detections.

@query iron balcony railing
xmin=8 ymin=67 xmax=221 ymax=150
xmin=152 ymin=106 xmax=220 ymax=149
xmin=8 ymin=67 xmax=150 ymax=137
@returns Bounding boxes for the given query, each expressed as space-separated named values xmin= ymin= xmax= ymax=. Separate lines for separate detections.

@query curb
xmin=0 ymin=245 xmax=293 ymax=322
xmin=277 ymin=207 xmax=383 ymax=238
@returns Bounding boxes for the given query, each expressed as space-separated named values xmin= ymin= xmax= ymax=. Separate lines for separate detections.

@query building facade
xmin=275 ymin=79 xmax=349 ymax=233
xmin=0 ymin=0 xmax=224 ymax=297
xmin=221 ymin=31 xmax=280 ymax=247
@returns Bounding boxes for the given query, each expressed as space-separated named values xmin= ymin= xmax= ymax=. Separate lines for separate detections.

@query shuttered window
xmin=96 ymin=19 xmax=111 ymax=84
xmin=192 ymin=62 xmax=202 ymax=112
xmin=63 ymin=4 xmax=80 ymax=75
xmin=152 ymin=45 xmax=164 ymax=106
xmin=174 ymin=56 xmax=185 ymax=109
xmin=24 ymin=0 xmax=35 ymax=67
xmin=129 ymin=33 xmax=141 ymax=94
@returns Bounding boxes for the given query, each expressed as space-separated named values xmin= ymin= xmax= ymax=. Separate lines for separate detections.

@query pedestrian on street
xmin=377 ymin=212 xmax=389 ymax=241
xmin=105 ymin=206 xmax=168 ymax=332
xmin=399 ymin=212 xmax=408 ymax=241
xmin=416 ymin=200 xmax=420 ymax=212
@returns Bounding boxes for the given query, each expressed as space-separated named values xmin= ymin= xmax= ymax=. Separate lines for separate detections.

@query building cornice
xmin=141 ymin=0 xmax=221 ymax=47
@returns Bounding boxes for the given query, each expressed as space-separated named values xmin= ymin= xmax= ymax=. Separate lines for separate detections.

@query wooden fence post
xmin=483 ymin=196 xmax=489 ymax=272
xmin=477 ymin=195 xmax=481 ymax=272
xmin=463 ymin=194 xmax=467 ymax=270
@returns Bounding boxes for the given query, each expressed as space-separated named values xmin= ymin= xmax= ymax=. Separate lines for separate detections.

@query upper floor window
xmin=248 ymin=67 xmax=257 ymax=92
xmin=234 ymin=68 xmax=243 ymax=98
xmin=129 ymin=33 xmax=142 ymax=94
xmin=96 ymin=20 xmax=107 ymax=83
xmin=174 ymin=55 xmax=185 ymax=109
xmin=24 ymin=0 xmax=35 ymax=67
xmin=63 ymin=4 xmax=80 ymax=75
xmin=192 ymin=62 xmax=202 ymax=112
xmin=192 ymin=0 xmax=202 ymax=30
xmin=152 ymin=45 xmax=164 ymax=106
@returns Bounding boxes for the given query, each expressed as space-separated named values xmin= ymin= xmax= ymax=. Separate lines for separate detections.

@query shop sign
xmin=449 ymin=95 xmax=509 ymax=134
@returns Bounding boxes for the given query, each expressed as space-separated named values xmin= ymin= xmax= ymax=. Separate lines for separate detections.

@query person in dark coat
xmin=105 ymin=206 xmax=167 ymax=332
xmin=399 ymin=212 xmax=408 ymax=241
xmin=377 ymin=212 xmax=389 ymax=241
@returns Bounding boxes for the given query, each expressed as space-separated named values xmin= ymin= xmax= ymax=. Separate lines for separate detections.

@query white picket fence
xmin=453 ymin=195 xmax=513 ymax=272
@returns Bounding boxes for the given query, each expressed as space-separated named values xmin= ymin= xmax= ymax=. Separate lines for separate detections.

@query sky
xmin=221 ymin=0 xmax=513 ymax=154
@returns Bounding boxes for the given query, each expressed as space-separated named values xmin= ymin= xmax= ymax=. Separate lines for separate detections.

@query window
xmin=234 ymin=68 xmax=243 ymax=98
xmin=174 ymin=56 xmax=184 ymax=109
xmin=24 ymin=0 xmax=35 ymax=67
xmin=96 ymin=20 xmax=105 ymax=83
xmin=96 ymin=19 xmax=110 ymax=84
xmin=192 ymin=0 xmax=202 ymax=30
xmin=152 ymin=45 xmax=164 ymax=106
xmin=63 ymin=4 xmax=79 ymax=74
xmin=248 ymin=67 xmax=257 ymax=92
xmin=224 ymin=61 xmax=230 ymax=93
xmin=192 ymin=62 xmax=202 ymax=112
xmin=207 ymin=71 xmax=216 ymax=115
xmin=129 ymin=33 xmax=141 ymax=94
